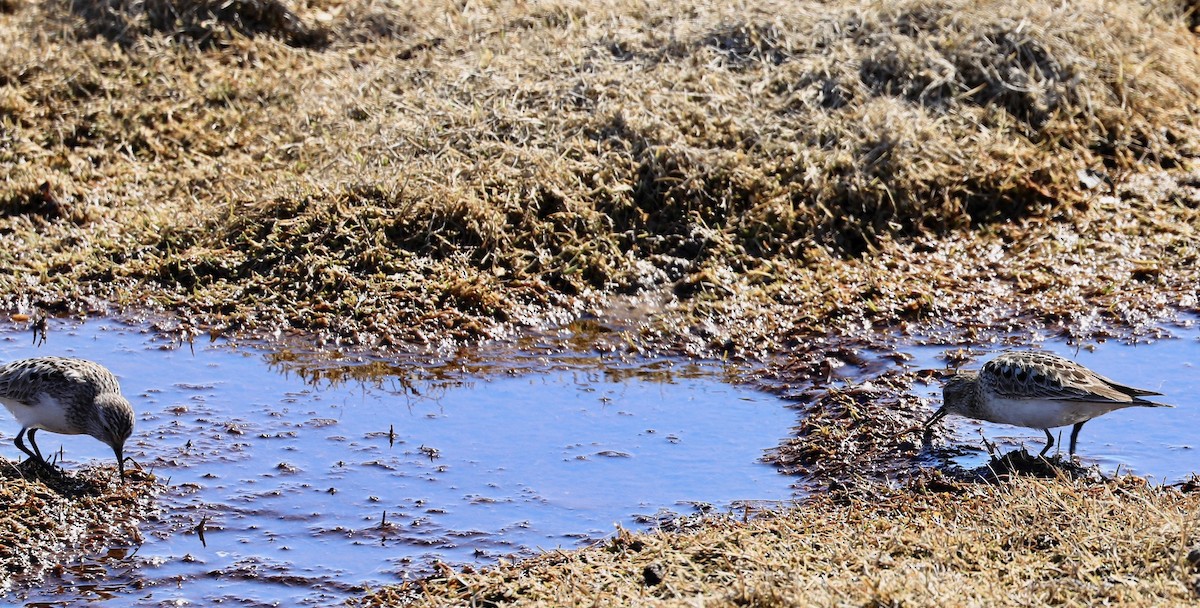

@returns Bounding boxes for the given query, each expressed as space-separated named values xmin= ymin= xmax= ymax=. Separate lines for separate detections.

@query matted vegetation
xmin=0 ymin=463 xmax=159 ymax=593
xmin=351 ymin=474 xmax=1200 ymax=607
xmin=2 ymin=0 xmax=1199 ymax=351
xmin=3 ymin=0 xmax=1200 ymax=603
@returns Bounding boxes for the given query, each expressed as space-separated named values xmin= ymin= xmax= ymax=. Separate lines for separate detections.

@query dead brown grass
xmin=2 ymin=0 xmax=1199 ymax=350
xmin=3 ymin=1 xmax=1200 ymax=599
xmin=351 ymin=474 xmax=1200 ymax=607
xmin=47 ymin=0 xmax=329 ymax=48
xmin=0 ymin=462 xmax=159 ymax=594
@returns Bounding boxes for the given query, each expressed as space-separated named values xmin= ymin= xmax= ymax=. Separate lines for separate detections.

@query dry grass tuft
xmin=3 ymin=0 xmax=1199 ymax=348
xmin=352 ymin=474 xmax=1200 ymax=607
xmin=48 ymin=0 xmax=328 ymax=48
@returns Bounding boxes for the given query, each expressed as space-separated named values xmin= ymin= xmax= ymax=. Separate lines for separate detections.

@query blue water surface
xmin=0 ymin=320 xmax=797 ymax=607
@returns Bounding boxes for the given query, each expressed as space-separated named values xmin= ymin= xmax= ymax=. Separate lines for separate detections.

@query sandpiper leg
xmin=14 ymin=428 xmax=40 ymax=462
xmin=922 ymin=407 xmax=947 ymax=435
xmin=1038 ymin=429 xmax=1054 ymax=457
xmin=26 ymin=428 xmax=45 ymax=462
xmin=1068 ymin=421 xmax=1085 ymax=457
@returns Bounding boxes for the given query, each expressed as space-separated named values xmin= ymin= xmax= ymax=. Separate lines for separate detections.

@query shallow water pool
xmin=0 ymin=321 xmax=797 ymax=606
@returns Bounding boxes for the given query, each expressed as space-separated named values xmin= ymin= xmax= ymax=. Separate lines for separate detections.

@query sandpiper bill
xmin=924 ymin=351 xmax=1168 ymax=457
xmin=0 ymin=357 xmax=135 ymax=479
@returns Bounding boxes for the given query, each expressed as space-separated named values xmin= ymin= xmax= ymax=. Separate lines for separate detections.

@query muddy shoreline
xmin=0 ymin=462 xmax=159 ymax=596
xmin=0 ymin=308 xmax=1195 ymax=603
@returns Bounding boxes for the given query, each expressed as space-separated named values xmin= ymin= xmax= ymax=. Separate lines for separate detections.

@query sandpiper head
xmin=91 ymin=393 xmax=135 ymax=480
xmin=941 ymin=371 xmax=979 ymax=415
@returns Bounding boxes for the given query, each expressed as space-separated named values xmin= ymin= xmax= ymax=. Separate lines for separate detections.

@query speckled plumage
xmin=924 ymin=351 xmax=1169 ymax=457
xmin=0 ymin=357 xmax=135 ymax=478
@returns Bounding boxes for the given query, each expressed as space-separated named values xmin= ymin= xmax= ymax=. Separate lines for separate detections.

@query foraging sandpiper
xmin=0 ymin=357 xmax=135 ymax=479
xmin=924 ymin=351 xmax=1168 ymax=457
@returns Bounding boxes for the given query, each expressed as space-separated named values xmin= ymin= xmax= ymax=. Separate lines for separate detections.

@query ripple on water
xmin=0 ymin=321 xmax=798 ymax=606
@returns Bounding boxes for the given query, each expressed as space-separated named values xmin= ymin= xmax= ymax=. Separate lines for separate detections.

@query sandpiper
xmin=0 ymin=357 xmax=135 ymax=479
xmin=924 ymin=351 xmax=1169 ymax=457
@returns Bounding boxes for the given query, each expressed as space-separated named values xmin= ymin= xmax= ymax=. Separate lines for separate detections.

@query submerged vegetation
xmin=2 ymin=0 xmax=1200 ymax=603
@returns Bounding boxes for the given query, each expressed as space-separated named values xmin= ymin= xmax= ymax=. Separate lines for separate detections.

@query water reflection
xmin=0 ymin=320 xmax=796 ymax=606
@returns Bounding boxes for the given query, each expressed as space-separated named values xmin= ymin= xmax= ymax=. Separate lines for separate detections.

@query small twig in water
xmin=31 ymin=315 xmax=48 ymax=347
xmin=195 ymin=516 xmax=209 ymax=547
xmin=978 ymin=429 xmax=999 ymax=457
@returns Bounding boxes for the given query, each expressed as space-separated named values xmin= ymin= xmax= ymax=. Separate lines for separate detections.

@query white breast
xmin=976 ymin=394 xmax=1131 ymax=430
xmin=0 ymin=394 xmax=80 ymax=435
